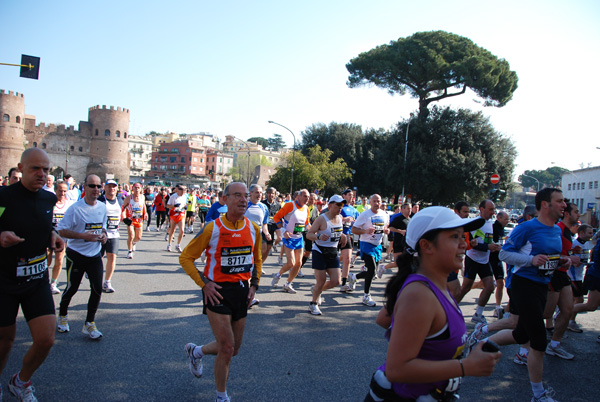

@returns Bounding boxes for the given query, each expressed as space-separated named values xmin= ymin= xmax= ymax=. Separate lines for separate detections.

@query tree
xmin=267 ymin=133 xmax=286 ymax=151
xmin=384 ymin=106 xmax=517 ymax=205
xmin=247 ymin=137 xmax=269 ymax=149
xmin=234 ymin=154 xmax=261 ymax=184
xmin=519 ymin=166 xmax=568 ymax=190
xmin=346 ymin=31 xmax=519 ymax=120
xmin=267 ymin=145 xmax=351 ymax=196
xmin=300 ymin=122 xmax=365 ymax=169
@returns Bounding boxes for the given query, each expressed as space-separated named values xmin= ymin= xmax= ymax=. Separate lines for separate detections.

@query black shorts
xmin=584 ymin=273 xmax=600 ymax=292
xmin=102 ymin=237 xmax=120 ymax=255
xmin=464 ymin=256 xmax=493 ymax=280
xmin=203 ymin=281 xmax=250 ymax=321
xmin=0 ymin=277 xmax=55 ymax=326
xmin=447 ymin=271 xmax=458 ymax=282
xmin=510 ymin=275 xmax=548 ymax=352
xmin=571 ymin=280 xmax=586 ymax=298
xmin=303 ymin=232 xmax=312 ymax=252
xmin=506 ymin=288 xmax=519 ymax=315
xmin=262 ymin=223 xmax=277 ymax=245
xmin=312 ymin=248 xmax=340 ymax=270
xmin=491 ymin=260 xmax=505 ymax=280
xmin=338 ymin=235 xmax=353 ymax=251
xmin=549 ymin=270 xmax=571 ymax=292
xmin=198 ymin=209 xmax=208 ymax=223
xmin=186 ymin=211 xmax=196 ymax=218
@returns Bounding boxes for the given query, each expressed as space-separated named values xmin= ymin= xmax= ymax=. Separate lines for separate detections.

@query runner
xmin=350 ymin=194 xmax=390 ymax=307
xmin=205 ymin=191 xmax=227 ymax=223
xmin=0 ymin=148 xmax=64 ymax=401
xmin=339 ymin=189 xmax=359 ymax=292
xmin=271 ymin=189 xmax=310 ymax=294
xmin=198 ymin=193 xmax=210 ymax=230
xmin=244 ymin=184 xmax=270 ymax=307
xmin=144 ymin=185 xmax=155 ymax=231
xmin=154 ymin=188 xmax=168 ymax=231
xmin=49 ymin=180 xmax=74 ymax=295
xmin=471 ymin=188 xmax=567 ymax=402
xmin=166 ymin=184 xmax=188 ymax=253
xmin=98 ymin=180 xmax=123 ymax=293
xmin=364 ymin=207 xmax=499 ymax=401
xmin=376 ymin=203 xmax=410 ymax=280
xmin=572 ymin=231 xmax=600 ymax=328
xmin=298 ymin=192 xmax=319 ymax=278
xmin=180 ymin=182 xmax=261 ymax=402
xmin=261 ymin=187 xmax=281 ymax=263
xmin=56 ymin=174 xmax=108 ymax=340
xmin=306 ymin=195 xmax=347 ymax=315
xmin=122 ymin=183 xmax=147 ymax=259
xmin=567 ymin=223 xmax=594 ymax=332
xmin=185 ymin=188 xmax=198 ymax=233
xmin=490 ymin=211 xmax=510 ymax=319
xmin=7 ymin=167 xmax=22 ymax=185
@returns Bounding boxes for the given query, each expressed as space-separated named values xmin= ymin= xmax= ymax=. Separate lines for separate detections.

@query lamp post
xmin=521 ymin=173 xmax=540 ymax=192
xmin=268 ymin=120 xmax=295 ymax=194
xmin=400 ymin=113 xmax=414 ymax=203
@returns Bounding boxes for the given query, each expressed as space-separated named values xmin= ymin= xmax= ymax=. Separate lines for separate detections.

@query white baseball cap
xmin=328 ymin=195 xmax=344 ymax=204
xmin=105 ymin=180 xmax=118 ymax=186
xmin=406 ymin=207 xmax=484 ymax=253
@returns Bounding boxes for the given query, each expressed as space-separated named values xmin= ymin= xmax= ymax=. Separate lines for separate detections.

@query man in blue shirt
xmin=205 ymin=191 xmax=227 ymax=222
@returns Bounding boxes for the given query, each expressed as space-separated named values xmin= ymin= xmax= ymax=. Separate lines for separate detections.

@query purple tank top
xmin=379 ymin=274 xmax=467 ymax=399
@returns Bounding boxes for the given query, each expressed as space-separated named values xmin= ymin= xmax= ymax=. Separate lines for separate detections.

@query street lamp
xmin=520 ymin=173 xmax=540 ymax=192
xmin=268 ymin=120 xmax=295 ymax=194
xmin=401 ymin=113 xmax=414 ymax=203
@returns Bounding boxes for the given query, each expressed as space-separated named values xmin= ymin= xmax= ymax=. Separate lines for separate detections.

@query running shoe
xmin=164 ymin=233 xmax=169 ymax=241
xmin=132 ymin=243 xmax=137 ymax=251
xmin=567 ymin=321 xmax=583 ymax=333
xmin=82 ymin=322 xmax=103 ymax=340
xmin=57 ymin=315 xmax=70 ymax=333
xmin=362 ymin=294 xmax=376 ymax=307
xmin=215 ymin=396 xmax=231 ymax=402
xmin=545 ymin=344 xmax=574 ymax=360
xmin=471 ymin=313 xmax=487 ymax=324
xmin=249 ymin=298 xmax=260 ymax=309
xmin=176 ymin=244 xmax=183 ymax=253
xmin=167 ymin=244 xmax=172 ymax=252
xmin=184 ymin=343 xmax=203 ymax=378
xmin=467 ymin=323 xmax=487 ymax=347
xmin=339 ymin=284 xmax=351 ymax=292
xmin=296 ymin=269 xmax=304 ymax=278
xmin=271 ymin=273 xmax=281 ymax=287
xmin=493 ymin=306 xmax=504 ymax=319
xmin=278 ymin=256 xmax=283 ymax=265
xmin=309 ymin=303 xmax=322 ymax=315
xmin=531 ymin=387 xmax=557 ymax=402
xmin=513 ymin=351 xmax=528 ymax=366
xmin=348 ymin=273 xmax=357 ymax=291
xmin=283 ymin=283 xmax=297 ymax=294
xmin=360 ymin=265 xmax=368 ymax=272
xmin=50 ymin=282 xmax=61 ymax=295
xmin=103 ymin=280 xmax=115 ymax=293
xmin=127 ymin=251 xmax=134 ymax=259
xmin=8 ymin=373 xmax=37 ymax=402
xmin=376 ymin=264 xmax=386 ymax=279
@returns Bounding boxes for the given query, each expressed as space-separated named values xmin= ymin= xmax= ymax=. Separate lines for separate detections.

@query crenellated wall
xmin=0 ymin=90 xmax=26 ymax=177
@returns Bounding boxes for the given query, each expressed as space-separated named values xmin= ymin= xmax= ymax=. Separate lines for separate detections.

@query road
xmin=5 ymin=227 xmax=599 ymax=401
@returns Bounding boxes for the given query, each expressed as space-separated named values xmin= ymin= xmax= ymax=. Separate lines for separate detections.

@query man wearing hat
xmin=98 ymin=180 xmax=123 ymax=293
xmin=340 ymin=189 xmax=359 ymax=292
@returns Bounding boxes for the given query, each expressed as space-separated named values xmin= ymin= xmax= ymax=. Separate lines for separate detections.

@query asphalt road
xmin=5 ymin=227 xmax=599 ymax=401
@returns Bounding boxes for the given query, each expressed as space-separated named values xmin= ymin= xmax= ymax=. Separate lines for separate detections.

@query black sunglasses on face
xmin=87 ymin=184 xmax=102 ymax=189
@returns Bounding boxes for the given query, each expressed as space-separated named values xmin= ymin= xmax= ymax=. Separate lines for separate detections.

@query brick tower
xmin=0 ymin=90 xmax=26 ymax=177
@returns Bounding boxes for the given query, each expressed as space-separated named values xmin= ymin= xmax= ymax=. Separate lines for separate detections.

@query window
xmin=70 ymin=146 xmax=74 ymax=151
xmin=181 ymin=157 xmax=185 ymax=163
xmin=79 ymin=147 xmax=83 ymax=152
xmin=172 ymin=148 xmax=178 ymax=152
xmin=590 ymin=182 xmax=594 ymax=189
xmin=124 ymin=132 xmax=127 ymax=139
xmin=582 ymin=182 xmax=585 ymax=190
xmin=577 ymin=183 xmax=580 ymax=190
xmin=193 ymin=158 xmax=197 ymax=162
xmin=161 ymin=157 xmax=167 ymax=162
xmin=105 ymin=129 xmax=110 ymax=137
xmin=95 ymin=129 xmax=99 ymax=136
xmin=160 ymin=165 xmax=166 ymax=170
xmin=163 ymin=148 xmax=167 ymax=152
xmin=42 ymin=143 xmax=47 ymax=149
xmin=16 ymin=116 xmax=20 ymax=123
xmin=200 ymin=158 xmax=203 ymax=162
xmin=192 ymin=166 xmax=196 ymax=171
xmin=2 ymin=114 xmax=9 ymax=122
xmin=33 ymin=142 xmax=37 ymax=147
xmin=220 ymin=157 xmax=223 ymax=162
xmin=595 ymin=181 xmax=599 ymax=189
xmin=116 ymin=131 xmax=121 ymax=138
xmin=170 ymin=157 xmax=176 ymax=163
xmin=212 ymin=157 xmax=215 ymax=162
xmin=568 ymin=184 xmax=571 ymax=191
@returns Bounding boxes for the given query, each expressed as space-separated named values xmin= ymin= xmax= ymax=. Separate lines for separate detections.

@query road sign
xmin=490 ymin=174 xmax=500 ymax=184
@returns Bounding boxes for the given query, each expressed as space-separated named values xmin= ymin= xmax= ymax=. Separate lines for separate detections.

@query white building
xmin=128 ymin=135 xmax=153 ymax=178
xmin=561 ymin=165 xmax=600 ymax=227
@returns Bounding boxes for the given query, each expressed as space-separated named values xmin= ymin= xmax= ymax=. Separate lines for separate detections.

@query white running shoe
xmin=296 ymin=269 xmax=304 ymax=278
xmin=184 ymin=343 xmax=203 ymax=378
xmin=176 ymin=244 xmax=183 ymax=253
xmin=164 ymin=233 xmax=169 ymax=241
xmin=309 ymin=303 xmax=322 ymax=315
xmin=8 ymin=373 xmax=37 ymax=402
xmin=283 ymin=283 xmax=297 ymax=294
xmin=471 ymin=313 xmax=487 ymax=324
xmin=360 ymin=265 xmax=368 ymax=272
xmin=376 ymin=264 xmax=386 ymax=279
xmin=278 ymin=256 xmax=283 ymax=265
xmin=271 ymin=273 xmax=281 ymax=287
xmin=545 ymin=344 xmax=574 ymax=360
xmin=167 ymin=244 xmax=172 ymax=252
xmin=531 ymin=387 xmax=557 ymax=402
xmin=362 ymin=294 xmax=376 ymax=307
xmin=127 ymin=251 xmax=134 ymax=259
xmin=82 ymin=322 xmax=103 ymax=340
xmin=50 ymin=282 xmax=61 ymax=295
xmin=339 ymin=284 xmax=351 ymax=292
xmin=348 ymin=273 xmax=357 ymax=291
xmin=57 ymin=315 xmax=70 ymax=333
xmin=103 ymin=280 xmax=115 ymax=293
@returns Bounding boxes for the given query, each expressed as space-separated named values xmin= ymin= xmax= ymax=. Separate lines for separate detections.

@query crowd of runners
xmin=1 ymin=148 xmax=599 ymax=402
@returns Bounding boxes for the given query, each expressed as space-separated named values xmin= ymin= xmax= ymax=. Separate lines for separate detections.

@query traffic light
xmin=489 ymin=189 xmax=506 ymax=202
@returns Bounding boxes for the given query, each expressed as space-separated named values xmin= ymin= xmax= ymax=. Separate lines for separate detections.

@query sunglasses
xmin=87 ymin=184 xmax=102 ymax=189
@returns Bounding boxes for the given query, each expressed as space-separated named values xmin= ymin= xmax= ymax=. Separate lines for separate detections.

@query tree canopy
xmin=519 ymin=166 xmax=568 ymax=190
xmin=247 ymin=137 xmax=269 ymax=149
xmin=346 ymin=30 xmax=519 ymax=119
xmin=267 ymin=133 xmax=286 ymax=151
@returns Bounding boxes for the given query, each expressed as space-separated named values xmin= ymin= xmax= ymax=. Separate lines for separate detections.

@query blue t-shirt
xmin=245 ymin=201 xmax=269 ymax=226
xmin=205 ymin=202 xmax=227 ymax=222
xmin=587 ymin=241 xmax=600 ymax=279
xmin=501 ymin=218 xmax=562 ymax=284
xmin=341 ymin=204 xmax=359 ymax=235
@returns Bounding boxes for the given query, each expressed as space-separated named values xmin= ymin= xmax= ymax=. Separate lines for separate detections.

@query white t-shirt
xmin=57 ymin=199 xmax=107 ymax=257
xmin=168 ymin=193 xmax=188 ymax=212
xmin=354 ymin=208 xmax=389 ymax=246
xmin=103 ymin=198 xmax=122 ymax=239
xmin=569 ymin=238 xmax=594 ymax=281
xmin=467 ymin=218 xmax=494 ymax=264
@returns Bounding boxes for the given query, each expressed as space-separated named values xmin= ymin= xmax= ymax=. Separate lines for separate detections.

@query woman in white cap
xmin=365 ymin=207 xmax=501 ymax=402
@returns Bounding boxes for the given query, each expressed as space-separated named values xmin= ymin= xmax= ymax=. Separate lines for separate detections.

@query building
xmin=128 ymin=135 xmax=153 ymax=178
xmin=0 ymin=89 xmax=130 ymax=183
xmin=562 ymin=166 xmax=600 ymax=228
xmin=148 ymin=139 xmax=211 ymax=182
xmin=206 ymin=149 xmax=234 ymax=185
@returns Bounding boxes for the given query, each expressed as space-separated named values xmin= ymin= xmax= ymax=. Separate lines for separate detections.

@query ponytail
xmin=383 ymin=252 xmax=416 ymax=316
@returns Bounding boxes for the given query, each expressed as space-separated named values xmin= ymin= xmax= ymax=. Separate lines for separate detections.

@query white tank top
xmin=314 ymin=213 xmax=343 ymax=251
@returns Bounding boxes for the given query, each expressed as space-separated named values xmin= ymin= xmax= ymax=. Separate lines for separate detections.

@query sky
xmin=2 ymin=0 xmax=599 ymax=179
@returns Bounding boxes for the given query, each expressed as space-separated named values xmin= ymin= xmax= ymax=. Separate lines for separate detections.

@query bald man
xmin=0 ymin=148 xmax=64 ymax=401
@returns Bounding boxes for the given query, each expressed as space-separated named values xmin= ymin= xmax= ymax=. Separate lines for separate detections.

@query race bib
xmin=484 ymin=233 xmax=494 ymax=244
xmin=52 ymin=212 xmax=65 ymax=227
xmin=107 ymin=215 xmax=120 ymax=230
xmin=330 ymin=226 xmax=343 ymax=242
xmin=85 ymin=222 xmax=103 ymax=239
xmin=17 ymin=254 xmax=48 ymax=278
xmin=220 ymin=246 xmax=253 ymax=274
xmin=132 ymin=206 xmax=142 ymax=219
xmin=538 ymin=254 xmax=560 ymax=276
xmin=293 ymin=223 xmax=306 ymax=234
